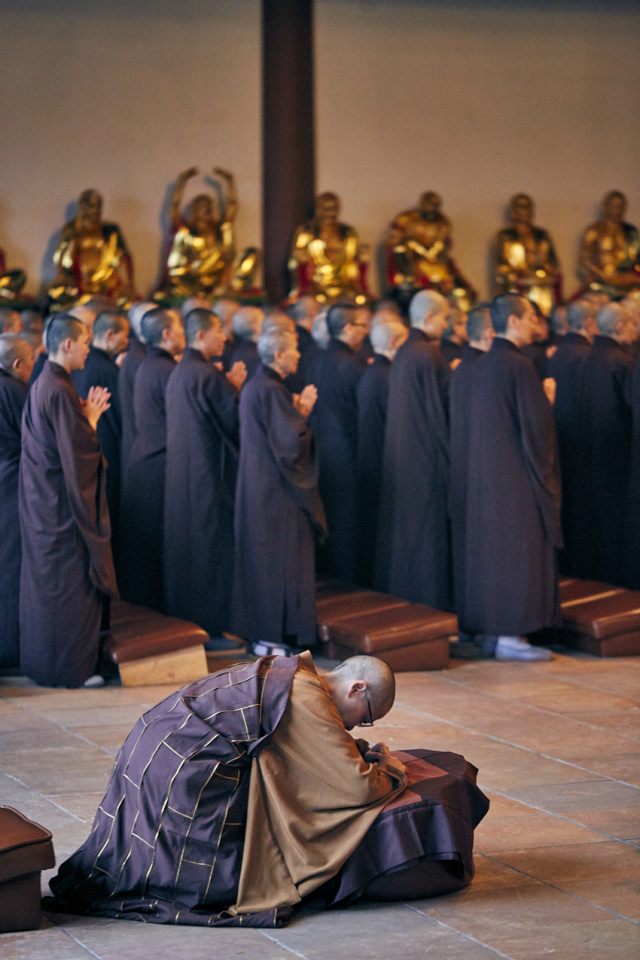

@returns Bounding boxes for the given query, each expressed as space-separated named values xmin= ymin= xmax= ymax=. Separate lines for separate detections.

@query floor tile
xmin=504 ymin=779 xmax=640 ymax=812
xmin=413 ymin=879 xmax=611 ymax=939
xmin=474 ymin=813 xmax=609 ymax=852
xmin=27 ymin=705 xmax=145 ymax=729
xmin=568 ymin=708 xmax=640 ymax=738
xmin=70 ymin=723 xmax=133 ymax=748
xmin=488 ymin=918 xmax=640 ymax=960
xmin=0 ymin=926 xmax=96 ymax=959
xmin=275 ymin=901 xmax=502 ymax=960
xmin=563 ymin=807 xmax=640 ymax=841
xmin=554 ymin=875 xmax=640 ymax=920
xmin=491 ymin=840 xmax=640 ymax=882
xmin=48 ymin=793 xmax=104 ymax=824
xmin=51 ymin=913 xmax=307 ymax=960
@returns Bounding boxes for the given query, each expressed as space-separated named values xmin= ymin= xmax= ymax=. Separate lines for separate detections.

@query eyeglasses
xmin=358 ymin=688 xmax=374 ymax=727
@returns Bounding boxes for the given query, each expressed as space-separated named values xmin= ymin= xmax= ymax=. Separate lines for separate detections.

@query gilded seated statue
xmin=47 ymin=189 xmax=135 ymax=308
xmin=579 ymin=191 xmax=640 ymax=300
xmin=289 ymin=192 xmax=368 ymax=304
xmin=157 ymin=167 xmax=239 ymax=300
xmin=494 ymin=194 xmax=561 ymax=316
xmin=0 ymin=247 xmax=27 ymax=304
xmin=385 ymin=192 xmax=476 ymax=311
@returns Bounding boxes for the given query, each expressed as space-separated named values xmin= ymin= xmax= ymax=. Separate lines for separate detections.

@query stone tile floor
xmin=1 ymin=649 xmax=640 ymax=959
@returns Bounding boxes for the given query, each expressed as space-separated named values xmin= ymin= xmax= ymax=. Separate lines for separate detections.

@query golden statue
xmin=494 ymin=193 xmax=561 ymax=316
xmin=288 ymin=192 xmax=368 ymax=304
xmin=47 ymin=189 xmax=135 ymax=308
xmin=0 ymin=247 xmax=27 ymax=304
xmin=579 ymin=191 xmax=640 ymax=299
xmin=385 ymin=191 xmax=476 ymax=311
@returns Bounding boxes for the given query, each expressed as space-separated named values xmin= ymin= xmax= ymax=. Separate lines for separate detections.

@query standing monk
xmin=449 ymin=304 xmax=494 ymax=640
xmin=375 ymin=290 xmax=452 ymax=610
xmin=164 ymin=309 xmax=246 ymax=640
xmin=572 ymin=302 xmax=636 ymax=585
xmin=119 ymin=302 xmax=153 ymax=475
xmin=311 ymin=302 xmax=369 ymax=581
xmin=120 ymin=309 xmax=185 ymax=610
xmin=459 ymin=295 xmax=560 ymax=661
xmin=72 ymin=311 xmax=129 ymax=572
xmin=546 ymin=300 xmax=597 ymax=575
xmin=0 ymin=335 xmax=34 ymax=668
xmin=19 ymin=314 xmax=117 ymax=687
xmin=232 ymin=326 xmax=326 ymax=656
xmin=356 ymin=313 xmax=408 ymax=587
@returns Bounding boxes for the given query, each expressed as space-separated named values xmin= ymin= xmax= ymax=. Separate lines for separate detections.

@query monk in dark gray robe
xmin=375 ymin=290 xmax=452 ymax=610
xmin=449 ymin=305 xmax=494 ymax=631
xmin=356 ymin=314 xmax=407 ymax=587
xmin=119 ymin=308 xmax=185 ymax=610
xmin=227 ymin=305 xmax=263 ymax=379
xmin=72 ymin=311 xmax=129 ymax=571
xmin=546 ymin=300 xmax=596 ymax=575
xmin=232 ymin=326 xmax=326 ymax=653
xmin=164 ymin=309 xmax=246 ymax=637
xmin=19 ymin=315 xmax=117 ymax=687
xmin=119 ymin=302 xmax=153 ymax=475
xmin=0 ymin=335 xmax=33 ymax=668
xmin=459 ymin=295 xmax=560 ymax=661
xmin=572 ymin=302 xmax=636 ymax=586
xmin=311 ymin=303 xmax=368 ymax=581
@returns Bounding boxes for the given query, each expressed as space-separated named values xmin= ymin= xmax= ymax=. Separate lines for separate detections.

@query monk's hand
xmin=81 ymin=386 xmax=111 ymax=430
xmin=178 ymin=167 xmax=199 ymax=182
xmin=294 ymin=384 xmax=318 ymax=418
xmin=543 ymin=377 xmax=556 ymax=405
xmin=226 ymin=361 xmax=247 ymax=391
xmin=354 ymin=737 xmax=370 ymax=758
xmin=363 ymin=741 xmax=392 ymax=764
xmin=213 ymin=167 xmax=234 ymax=182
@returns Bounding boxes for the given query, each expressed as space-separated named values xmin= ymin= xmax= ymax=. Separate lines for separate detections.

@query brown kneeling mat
xmin=0 ymin=806 xmax=55 ymax=932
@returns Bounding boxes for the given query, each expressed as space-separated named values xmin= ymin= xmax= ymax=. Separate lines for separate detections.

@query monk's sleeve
xmin=232 ymin=665 xmax=406 ymax=915
xmin=516 ymin=362 xmax=563 ymax=550
xmin=52 ymin=387 xmax=117 ymax=594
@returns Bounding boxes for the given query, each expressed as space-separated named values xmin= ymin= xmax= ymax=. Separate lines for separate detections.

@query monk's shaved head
xmin=330 ymin=656 xmax=396 ymax=715
xmin=0 ymin=332 xmax=31 ymax=375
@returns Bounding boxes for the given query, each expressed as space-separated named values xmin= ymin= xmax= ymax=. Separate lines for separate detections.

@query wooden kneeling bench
xmin=104 ymin=600 xmax=209 ymax=686
xmin=558 ymin=579 xmax=640 ymax=657
xmin=0 ymin=807 xmax=55 ymax=933
xmin=317 ymin=582 xmax=456 ymax=671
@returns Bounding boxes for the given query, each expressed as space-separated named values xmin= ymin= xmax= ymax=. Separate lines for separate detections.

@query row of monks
xmin=2 ymin=277 xmax=640 ymax=682
xmin=1 ymin=176 xmax=639 ymax=313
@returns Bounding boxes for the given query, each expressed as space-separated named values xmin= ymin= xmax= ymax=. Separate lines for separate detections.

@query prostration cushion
xmin=323 ymin=749 xmax=490 ymax=907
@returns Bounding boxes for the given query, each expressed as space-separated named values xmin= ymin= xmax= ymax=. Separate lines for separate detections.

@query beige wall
xmin=1 ymin=1 xmax=639 ymax=300
xmin=0 ymin=0 xmax=261 ymax=298
xmin=316 ymin=1 xmax=640 ymax=298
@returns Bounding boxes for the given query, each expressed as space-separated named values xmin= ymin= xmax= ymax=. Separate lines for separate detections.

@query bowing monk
xmin=49 ymin=653 xmax=407 ymax=926
xmin=0 ymin=335 xmax=34 ymax=669
xmin=19 ymin=314 xmax=117 ymax=688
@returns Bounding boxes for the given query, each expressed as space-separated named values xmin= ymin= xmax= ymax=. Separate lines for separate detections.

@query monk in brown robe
xmin=19 ymin=314 xmax=117 ymax=688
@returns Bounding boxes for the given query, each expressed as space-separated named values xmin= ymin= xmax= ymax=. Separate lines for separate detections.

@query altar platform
xmin=1 ymin=649 xmax=639 ymax=960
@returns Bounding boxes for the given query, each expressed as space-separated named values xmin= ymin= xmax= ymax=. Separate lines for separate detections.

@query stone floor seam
xmin=60 ymin=926 xmax=104 ymax=959
xmin=258 ymin=928 xmax=312 ymax=959
xmin=400 ymin=902 xmax=516 ymax=959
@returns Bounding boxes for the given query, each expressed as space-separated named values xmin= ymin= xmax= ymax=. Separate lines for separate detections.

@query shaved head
xmin=329 ymin=656 xmax=396 ymax=715
xmin=0 ymin=332 xmax=32 ymax=376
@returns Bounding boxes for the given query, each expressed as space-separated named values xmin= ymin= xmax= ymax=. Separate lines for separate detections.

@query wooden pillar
xmin=262 ymin=0 xmax=315 ymax=303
